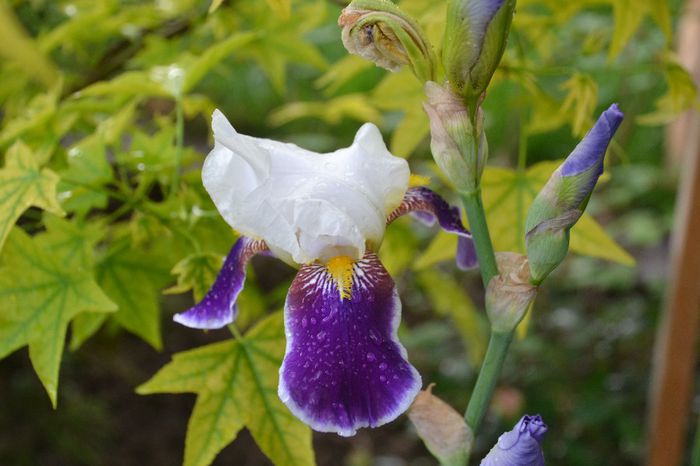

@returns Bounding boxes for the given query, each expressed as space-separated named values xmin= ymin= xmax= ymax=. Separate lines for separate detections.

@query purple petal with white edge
xmin=173 ymin=236 xmax=269 ymax=329
xmin=561 ymin=104 xmax=624 ymax=178
xmin=279 ymin=252 xmax=421 ymax=436
xmin=480 ymin=414 xmax=548 ymax=466
xmin=387 ymin=186 xmax=477 ymax=269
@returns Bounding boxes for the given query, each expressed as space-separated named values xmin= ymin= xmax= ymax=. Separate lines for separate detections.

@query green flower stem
xmin=460 ymin=190 xmax=498 ymax=286
xmin=464 ymin=330 xmax=514 ymax=433
xmin=171 ymin=94 xmax=184 ymax=198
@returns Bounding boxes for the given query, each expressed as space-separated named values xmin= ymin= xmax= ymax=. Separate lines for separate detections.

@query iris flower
xmin=175 ymin=110 xmax=476 ymax=436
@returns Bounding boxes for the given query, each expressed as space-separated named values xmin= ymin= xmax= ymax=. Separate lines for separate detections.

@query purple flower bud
xmin=442 ymin=0 xmax=516 ymax=103
xmin=480 ymin=414 xmax=548 ymax=466
xmin=525 ymin=104 xmax=624 ymax=284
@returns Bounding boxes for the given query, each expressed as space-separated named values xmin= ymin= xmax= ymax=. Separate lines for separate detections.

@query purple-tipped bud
xmin=442 ymin=0 xmax=516 ymax=104
xmin=525 ymin=104 xmax=624 ymax=284
xmin=480 ymin=414 xmax=548 ymax=466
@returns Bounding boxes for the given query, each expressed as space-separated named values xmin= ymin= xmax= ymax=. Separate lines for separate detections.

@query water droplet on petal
xmin=366 ymin=352 xmax=376 ymax=362
xmin=369 ymin=328 xmax=382 ymax=344
xmin=301 ymin=317 xmax=308 ymax=328
xmin=379 ymin=375 xmax=387 ymax=382
xmin=379 ymin=362 xmax=387 ymax=370
xmin=316 ymin=331 xmax=326 ymax=341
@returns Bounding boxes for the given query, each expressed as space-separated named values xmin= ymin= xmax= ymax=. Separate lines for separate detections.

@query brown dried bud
xmin=486 ymin=253 xmax=538 ymax=332
xmin=409 ymin=384 xmax=472 ymax=465
xmin=339 ymin=0 xmax=435 ymax=81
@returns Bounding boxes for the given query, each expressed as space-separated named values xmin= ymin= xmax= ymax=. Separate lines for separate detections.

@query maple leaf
xmin=0 ymin=141 xmax=64 ymax=253
xmin=0 ymin=227 xmax=115 ymax=406
xmin=138 ymin=312 xmax=315 ymax=466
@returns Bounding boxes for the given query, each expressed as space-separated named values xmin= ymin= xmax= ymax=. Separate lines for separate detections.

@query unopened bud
xmin=423 ymin=81 xmax=487 ymax=194
xmin=486 ymin=253 xmax=537 ymax=332
xmin=480 ymin=414 xmax=547 ymax=466
xmin=526 ymin=104 xmax=624 ymax=284
xmin=442 ymin=0 xmax=516 ymax=105
xmin=339 ymin=0 xmax=435 ymax=82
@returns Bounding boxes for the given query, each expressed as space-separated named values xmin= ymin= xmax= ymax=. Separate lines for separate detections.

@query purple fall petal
xmin=561 ymin=103 xmax=624 ymax=178
xmin=387 ymin=186 xmax=478 ymax=269
xmin=173 ymin=236 xmax=268 ymax=329
xmin=457 ymin=236 xmax=478 ymax=270
xmin=279 ymin=252 xmax=421 ymax=436
xmin=480 ymin=414 xmax=548 ymax=466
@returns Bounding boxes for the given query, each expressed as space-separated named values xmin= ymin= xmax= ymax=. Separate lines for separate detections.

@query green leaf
xmin=238 ymin=1 xmax=328 ymax=94
xmin=40 ymin=214 xmax=105 ymax=269
xmin=569 ymin=214 xmax=635 ymax=266
xmin=417 ymin=270 xmax=488 ymax=366
xmin=315 ymin=55 xmax=373 ymax=95
xmin=371 ymin=71 xmax=429 ymax=156
xmin=379 ymin=220 xmax=419 ymax=277
xmin=96 ymin=239 xmax=174 ymax=349
xmin=0 ymin=2 xmax=60 ymax=88
xmin=138 ymin=312 xmax=315 ymax=466
xmin=70 ymin=312 xmax=109 ymax=351
xmin=413 ymin=230 xmax=459 ymax=271
xmin=0 ymin=141 xmax=64 ymax=253
xmin=608 ymin=0 xmax=646 ymax=59
xmin=58 ymin=136 xmax=112 ymax=213
xmin=269 ymin=93 xmax=382 ymax=127
xmin=638 ymin=53 xmax=699 ymax=126
xmin=265 ymin=0 xmax=292 ymax=19
xmin=0 ymin=228 xmax=116 ymax=406
xmin=559 ymin=73 xmax=598 ymax=136
xmin=35 ymin=215 xmax=111 ymax=351
xmin=182 ymin=32 xmax=257 ymax=93
xmin=76 ymin=71 xmax=169 ymax=99
xmin=479 ymin=161 xmax=634 ymax=265
xmin=165 ymin=252 xmax=222 ymax=302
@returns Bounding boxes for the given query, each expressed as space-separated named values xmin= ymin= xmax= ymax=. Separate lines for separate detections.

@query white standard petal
xmin=202 ymin=111 xmax=410 ymax=264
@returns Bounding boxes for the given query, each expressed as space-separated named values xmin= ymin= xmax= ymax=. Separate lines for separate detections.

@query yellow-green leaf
xmin=413 ymin=230 xmax=459 ymax=271
xmin=371 ymin=71 xmax=428 ymax=157
xmin=379 ymin=220 xmax=419 ymax=276
xmin=638 ymin=53 xmax=699 ymax=126
xmin=417 ymin=270 xmax=488 ymax=366
xmin=570 ymin=214 xmax=635 ymax=266
xmin=0 ymin=141 xmax=64 ymax=253
xmin=559 ymin=73 xmax=598 ymax=137
xmin=481 ymin=162 xmax=634 ymax=265
xmin=608 ymin=0 xmax=647 ymax=60
xmin=269 ymin=94 xmax=382 ymax=127
xmin=165 ymin=252 xmax=222 ymax=302
xmin=138 ymin=312 xmax=315 ymax=466
xmin=265 ymin=0 xmax=292 ymax=19
xmin=96 ymin=240 xmax=174 ymax=350
xmin=0 ymin=228 xmax=116 ymax=406
xmin=0 ymin=2 xmax=60 ymax=88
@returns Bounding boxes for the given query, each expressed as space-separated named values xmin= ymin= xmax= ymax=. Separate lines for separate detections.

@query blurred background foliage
xmin=0 ymin=0 xmax=696 ymax=465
